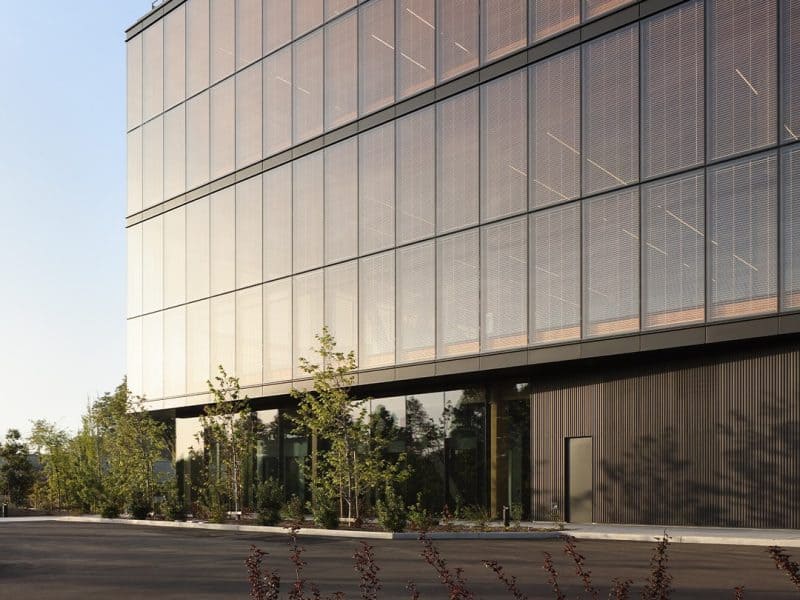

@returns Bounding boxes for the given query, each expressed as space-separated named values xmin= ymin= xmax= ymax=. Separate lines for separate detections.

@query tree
xmin=0 ymin=429 xmax=35 ymax=506
xmin=28 ymin=420 xmax=71 ymax=509
xmin=291 ymin=328 xmax=408 ymax=524
xmin=192 ymin=366 xmax=261 ymax=515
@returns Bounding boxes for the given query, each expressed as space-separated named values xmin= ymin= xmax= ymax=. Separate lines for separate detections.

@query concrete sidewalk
xmin=2 ymin=515 xmax=800 ymax=546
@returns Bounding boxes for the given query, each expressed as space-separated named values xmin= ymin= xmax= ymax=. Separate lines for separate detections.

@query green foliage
xmin=0 ymin=429 xmax=36 ymax=506
xmin=191 ymin=366 xmax=261 ymax=516
xmin=290 ymin=328 xmax=409 ymax=523
xmin=283 ymin=494 xmax=305 ymax=525
xmin=128 ymin=490 xmax=150 ymax=520
xmin=460 ymin=504 xmax=490 ymax=529
xmin=407 ymin=493 xmax=436 ymax=531
xmin=309 ymin=484 xmax=338 ymax=529
xmin=160 ymin=479 xmax=186 ymax=521
xmin=375 ymin=485 xmax=407 ymax=532
xmin=100 ymin=499 xmax=121 ymax=519
xmin=255 ymin=478 xmax=284 ymax=525
xmin=25 ymin=380 xmax=169 ymax=515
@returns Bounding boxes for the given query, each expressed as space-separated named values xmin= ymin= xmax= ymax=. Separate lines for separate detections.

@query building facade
xmin=126 ymin=0 xmax=800 ymax=527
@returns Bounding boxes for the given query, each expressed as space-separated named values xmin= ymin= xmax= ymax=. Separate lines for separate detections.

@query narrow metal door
xmin=566 ymin=437 xmax=593 ymax=523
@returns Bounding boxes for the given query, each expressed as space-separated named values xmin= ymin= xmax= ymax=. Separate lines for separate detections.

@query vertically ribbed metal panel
xmin=530 ymin=342 xmax=800 ymax=528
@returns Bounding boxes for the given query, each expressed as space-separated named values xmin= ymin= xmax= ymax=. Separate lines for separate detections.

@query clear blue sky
xmin=0 ymin=2 xmax=149 ymax=436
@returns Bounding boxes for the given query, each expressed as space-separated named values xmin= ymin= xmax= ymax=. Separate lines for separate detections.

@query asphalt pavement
xmin=0 ymin=521 xmax=797 ymax=599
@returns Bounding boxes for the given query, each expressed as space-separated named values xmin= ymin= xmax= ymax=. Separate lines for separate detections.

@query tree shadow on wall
xmin=599 ymin=390 xmax=800 ymax=528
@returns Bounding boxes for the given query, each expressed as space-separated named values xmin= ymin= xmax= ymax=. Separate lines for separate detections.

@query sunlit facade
xmin=127 ymin=0 xmax=800 ymax=527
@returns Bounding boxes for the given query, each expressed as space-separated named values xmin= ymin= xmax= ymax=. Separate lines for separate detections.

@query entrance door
xmin=565 ymin=437 xmax=593 ymax=523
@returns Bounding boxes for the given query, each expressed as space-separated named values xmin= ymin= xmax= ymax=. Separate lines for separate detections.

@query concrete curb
xmin=0 ymin=516 xmax=559 ymax=540
xmin=4 ymin=516 xmax=800 ymax=546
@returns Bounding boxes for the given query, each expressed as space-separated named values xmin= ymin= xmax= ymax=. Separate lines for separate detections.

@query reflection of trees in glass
xmin=403 ymin=395 xmax=446 ymax=511
xmin=444 ymin=388 xmax=487 ymax=510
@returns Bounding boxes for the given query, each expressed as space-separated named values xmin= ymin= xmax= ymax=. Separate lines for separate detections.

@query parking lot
xmin=0 ymin=521 xmax=797 ymax=598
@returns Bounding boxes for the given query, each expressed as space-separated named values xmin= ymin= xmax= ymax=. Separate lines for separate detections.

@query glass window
xmin=210 ymin=293 xmax=236 ymax=377
xmin=708 ymin=0 xmax=777 ymax=161
xmin=211 ymin=79 xmax=235 ymax=180
xmin=263 ymin=47 xmax=293 ymax=156
xmin=437 ymin=0 xmax=478 ymax=82
xmin=127 ymin=318 xmax=143 ymax=398
xmin=326 ymin=0 xmax=356 ymax=20
xmin=264 ymin=279 xmax=293 ymax=381
xmin=530 ymin=0 xmax=578 ymax=42
xmin=359 ymin=0 xmax=395 ymax=114
xmin=264 ymin=0 xmax=292 ymax=53
xmin=397 ymin=107 xmax=435 ymax=244
xmin=127 ymin=226 xmax=143 ymax=318
xmin=708 ymin=152 xmax=777 ymax=319
xmin=187 ymin=196 xmax=210 ymax=302
xmin=237 ymin=63 xmax=263 ymax=169
xmin=445 ymin=389 xmax=486 ymax=509
xmin=583 ymin=188 xmax=640 ymax=337
xmin=293 ymin=30 xmax=324 ymax=143
xmin=782 ymin=0 xmax=800 ymax=142
xmin=164 ymin=5 xmax=186 ymax=109
xmin=127 ymin=129 xmax=142 ymax=215
xmin=324 ymin=138 xmax=358 ymax=263
xmin=237 ymin=0 xmax=263 ymax=69
xmin=642 ymin=171 xmax=705 ymax=329
xmin=325 ymin=261 xmax=358 ymax=360
xmin=142 ymin=116 xmax=164 ymax=209
xmin=236 ymin=176 xmax=263 ymax=288
xmin=583 ymin=0 xmax=634 ymax=20
xmin=481 ymin=0 xmax=525 ymax=64
xmin=359 ymin=251 xmax=395 ymax=368
xmin=164 ymin=306 xmax=187 ymax=398
xmin=405 ymin=392 xmax=445 ymax=510
xmin=187 ymin=0 xmax=211 ymax=96
xmin=142 ymin=216 xmax=163 ymax=314
xmin=530 ymin=48 xmax=580 ymax=209
xmin=142 ymin=312 xmax=164 ymax=400
xmin=236 ymin=286 xmax=263 ymax=386
xmin=186 ymin=90 xmax=210 ymax=189
xmin=294 ymin=0 xmax=324 ymax=37
xmin=127 ymin=35 xmax=142 ymax=130
xmin=293 ymin=152 xmax=324 ymax=272
xmin=293 ymin=270 xmax=324 ymax=377
xmin=359 ymin=123 xmax=395 ymax=254
xmin=582 ymin=25 xmax=639 ymax=195
xmin=325 ymin=12 xmax=358 ymax=130
xmin=187 ymin=299 xmax=211 ymax=393
xmin=481 ymin=217 xmax=527 ymax=351
xmin=142 ymin=20 xmax=164 ymax=122
xmin=641 ymin=1 xmax=704 ymax=179
xmin=210 ymin=188 xmax=236 ymax=295
xmin=163 ymin=206 xmax=187 ymax=308
xmin=531 ymin=203 xmax=581 ymax=344
xmin=481 ymin=70 xmax=527 ymax=222
xmin=437 ymin=229 xmax=479 ymax=357
xmin=437 ymin=89 xmax=479 ymax=233
xmin=397 ymin=0 xmax=435 ymax=99
xmin=783 ymin=145 xmax=800 ymax=310
xmin=211 ymin=0 xmax=236 ymax=84
xmin=164 ymin=105 xmax=186 ymax=200
xmin=264 ymin=164 xmax=293 ymax=280
xmin=397 ymin=241 xmax=435 ymax=363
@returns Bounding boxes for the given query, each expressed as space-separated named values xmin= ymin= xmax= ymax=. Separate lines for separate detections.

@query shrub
xmin=407 ymin=493 xmax=436 ymax=531
xmin=128 ymin=490 xmax=150 ymax=520
xmin=255 ymin=478 xmax=284 ymax=526
xmin=461 ymin=504 xmax=490 ymax=529
xmin=375 ymin=485 xmax=407 ymax=533
xmin=309 ymin=486 xmax=338 ymax=529
xmin=284 ymin=494 xmax=305 ymax=525
xmin=161 ymin=482 xmax=186 ymax=521
xmin=100 ymin=500 xmax=121 ymax=519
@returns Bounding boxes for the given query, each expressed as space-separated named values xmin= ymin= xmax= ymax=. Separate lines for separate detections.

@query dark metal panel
xmin=706 ymin=317 xmax=780 ymax=344
xmin=531 ymin=341 xmax=800 ymax=528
